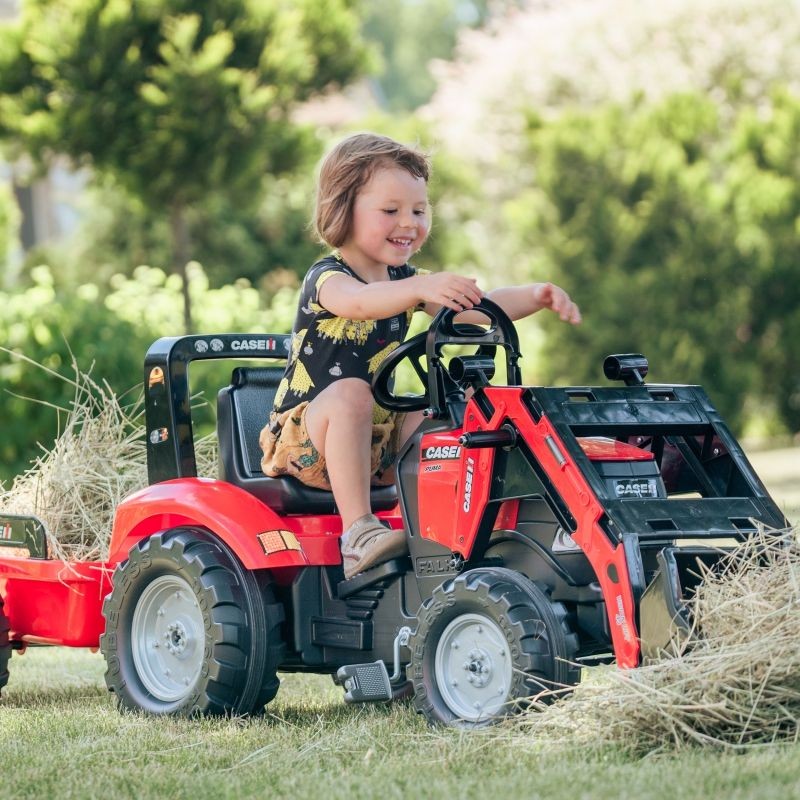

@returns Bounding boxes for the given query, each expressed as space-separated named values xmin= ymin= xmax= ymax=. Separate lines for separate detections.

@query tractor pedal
xmin=335 ymin=660 xmax=392 ymax=703
xmin=336 ymin=557 xmax=408 ymax=600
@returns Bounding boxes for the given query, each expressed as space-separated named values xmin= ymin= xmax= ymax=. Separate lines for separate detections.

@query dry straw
xmin=514 ymin=527 xmax=800 ymax=753
xmin=0 ymin=352 xmax=217 ymax=562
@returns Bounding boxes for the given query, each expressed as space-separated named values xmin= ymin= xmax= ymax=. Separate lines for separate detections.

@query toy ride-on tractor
xmin=0 ymin=299 xmax=788 ymax=726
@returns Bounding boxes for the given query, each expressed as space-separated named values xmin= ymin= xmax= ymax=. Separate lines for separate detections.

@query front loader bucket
xmin=638 ymin=546 xmax=725 ymax=660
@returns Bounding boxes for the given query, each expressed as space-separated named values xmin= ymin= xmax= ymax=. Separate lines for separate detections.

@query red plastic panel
xmin=578 ymin=436 xmax=654 ymax=462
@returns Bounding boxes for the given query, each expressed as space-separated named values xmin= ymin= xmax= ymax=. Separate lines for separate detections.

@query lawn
xmin=1 ymin=446 xmax=799 ymax=800
xmin=3 ymin=648 xmax=800 ymax=800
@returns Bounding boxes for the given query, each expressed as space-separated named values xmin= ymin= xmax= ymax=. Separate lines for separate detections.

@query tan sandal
xmin=341 ymin=514 xmax=408 ymax=579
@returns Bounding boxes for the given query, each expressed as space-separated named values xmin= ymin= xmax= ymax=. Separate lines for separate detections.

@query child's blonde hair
xmin=314 ymin=133 xmax=430 ymax=248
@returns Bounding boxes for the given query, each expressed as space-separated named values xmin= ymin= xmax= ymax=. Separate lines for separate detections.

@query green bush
xmin=0 ymin=264 xmax=298 ymax=486
xmin=497 ymin=91 xmax=800 ymax=434
xmin=0 ymin=267 xmax=148 ymax=485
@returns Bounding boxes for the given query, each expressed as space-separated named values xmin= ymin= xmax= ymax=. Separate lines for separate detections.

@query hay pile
xmin=515 ymin=528 xmax=800 ymax=753
xmin=0 ymin=355 xmax=218 ymax=562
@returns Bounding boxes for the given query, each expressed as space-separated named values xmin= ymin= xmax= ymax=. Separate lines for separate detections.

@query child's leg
xmin=303 ymin=377 xmax=374 ymax=530
xmin=304 ymin=377 xmax=408 ymax=579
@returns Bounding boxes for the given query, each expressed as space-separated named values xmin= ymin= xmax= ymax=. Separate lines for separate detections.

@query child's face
xmin=341 ymin=166 xmax=430 ymax=272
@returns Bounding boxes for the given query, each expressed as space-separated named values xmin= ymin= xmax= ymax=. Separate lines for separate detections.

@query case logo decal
xmin=231 ymin=338 xmax=278 ymax=352
xmin=462 ymin=456 xmax=475 ymax=512
xmin=423 ymin=445 xmax=461 ymax=461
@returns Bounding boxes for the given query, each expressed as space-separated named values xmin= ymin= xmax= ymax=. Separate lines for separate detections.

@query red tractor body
xmin=0 ymin=300 xmax=788 ymax=725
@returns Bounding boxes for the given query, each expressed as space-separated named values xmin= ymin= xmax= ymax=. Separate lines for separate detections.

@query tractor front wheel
xmin=101 ymin=527 xmax=284 ymax=716
xmin=0 ymin=595 xmax=10 ymax=697
xmin=409 ymin=568 xmax=579 ymax=727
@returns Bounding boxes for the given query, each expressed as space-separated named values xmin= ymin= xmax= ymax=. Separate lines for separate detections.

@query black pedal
xmin=335 ymin=660 xmax=392 ymax=703
xmin=336 ymin=557 xmax=408 ymax=600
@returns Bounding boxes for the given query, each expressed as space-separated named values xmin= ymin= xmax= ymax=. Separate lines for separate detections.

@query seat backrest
xmin=217 ymin=365 xmax=398 ymax=514
xmin=220 ymin=366 xmax=284 ymax=478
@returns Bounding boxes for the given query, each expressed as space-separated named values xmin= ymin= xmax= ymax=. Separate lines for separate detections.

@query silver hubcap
xmin=434 ymin=612 xmax=513 ymax=722
xmin=131 ymin=574 xmax=205 ymax=701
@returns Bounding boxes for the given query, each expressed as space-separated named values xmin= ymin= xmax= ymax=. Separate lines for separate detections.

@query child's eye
xmin=383 ymin=208 xmax=398 ymax=215
xmin=413 ymin=209 xmax=427 ymax=216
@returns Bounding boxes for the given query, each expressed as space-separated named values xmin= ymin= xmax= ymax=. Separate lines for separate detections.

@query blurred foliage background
xmin=1 ymin=0 xmax=799 ymax=485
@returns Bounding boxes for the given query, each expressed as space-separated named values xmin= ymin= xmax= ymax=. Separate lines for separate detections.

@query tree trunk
xmin=170 ymin=202 xmax=193 ymax=333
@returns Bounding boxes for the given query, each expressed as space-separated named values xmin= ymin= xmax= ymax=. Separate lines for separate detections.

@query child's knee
xmin=314 ymin=378 xmax=373 ymax=419
xmin=334 ymin=379 xmax=374 ymax=414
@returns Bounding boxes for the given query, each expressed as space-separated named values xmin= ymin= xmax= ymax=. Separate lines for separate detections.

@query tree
xmin=427 ymin=0 xmax=800 ymax=162
xmin=504 ymin=93 xmax=800 ymax=434
xmin=362 ymin=0 xmax=513 ymax=111
xmin=0 ymin=178 xmax=20 ymax=286
xmin=0 ymin=0 xmax=368 ymax=331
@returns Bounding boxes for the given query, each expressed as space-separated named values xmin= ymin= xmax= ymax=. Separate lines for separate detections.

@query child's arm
xmin=418 ymin=281 xmax=581 ymax=325
xmin=319 ymin=271 xmax=484 ymax=320
xmin=482 ymin=282 xmax=582 ymax=325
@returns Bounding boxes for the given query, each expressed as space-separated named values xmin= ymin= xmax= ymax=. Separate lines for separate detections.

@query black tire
xmin=0 ymin=594 xmax=10 ymax=697
xmin=409 ymin=567 xmax=579 ymax=727
xmin=100 ymin=527 xmax=284 ymax=716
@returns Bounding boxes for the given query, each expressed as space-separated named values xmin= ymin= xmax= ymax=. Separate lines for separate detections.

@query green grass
xmin=2 ymin=446 xmax=800 ymax=799
xmin=3 ymin=648 xmax=800 ymax=799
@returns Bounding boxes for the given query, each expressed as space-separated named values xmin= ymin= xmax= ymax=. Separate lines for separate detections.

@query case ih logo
xmin=231 ymin=338 xmax=277 ymax=352
xmin=422 ymin=445 xmax=461 ymax=461
xmin=614 ymin=478 xmax=658 ymax=498
xmin=462 ymin=456 xmax=476 ymax=512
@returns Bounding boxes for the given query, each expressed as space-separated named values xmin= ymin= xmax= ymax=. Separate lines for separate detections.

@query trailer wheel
xmin=101 ymin=527 xmax=284 ymax=716
xmin=0 ymin=595 xmax=10 ymax=697
xmin=409 ymin=568 xmax=579 ymax=727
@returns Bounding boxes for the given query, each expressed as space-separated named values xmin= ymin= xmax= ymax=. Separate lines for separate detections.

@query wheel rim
xmin=434 ymin=612 xmax=513 ymax=722
xmin=131 ymin=574 xmax=205 ymax=702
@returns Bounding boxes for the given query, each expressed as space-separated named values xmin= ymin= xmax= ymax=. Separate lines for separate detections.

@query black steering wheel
xmin=372 ymin=297 xmax=522 ymax=414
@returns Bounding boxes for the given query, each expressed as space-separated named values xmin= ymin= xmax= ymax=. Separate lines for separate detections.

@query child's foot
xmin=341 ymin=514 xmax=408 ymax=579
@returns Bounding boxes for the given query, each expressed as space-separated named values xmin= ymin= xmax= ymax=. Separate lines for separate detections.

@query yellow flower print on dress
xmin=290 ymin=329 xmax=307 ymax=362
xmin=317 ymin=316 xmax=376 ymax=344
xmin=289 ymin=361 xmax=315 ymax=396
xmin=273 ymin=377 xmax=290 ymax=410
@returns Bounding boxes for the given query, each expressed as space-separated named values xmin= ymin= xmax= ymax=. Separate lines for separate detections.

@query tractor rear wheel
xmin=0 ymin=595 xmax=10 ymax=697
xmin=409 ymin=567 xmax=579 ymax=727
xmin=101 ymin=527 xmax=284 ymax=716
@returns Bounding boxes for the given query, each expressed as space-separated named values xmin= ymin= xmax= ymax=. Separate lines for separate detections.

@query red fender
xmin=109 ymin=478 xmax=320 ymax=570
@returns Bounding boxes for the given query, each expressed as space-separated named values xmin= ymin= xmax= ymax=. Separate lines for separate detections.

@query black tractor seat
xmin=216 ymin=366 xmax=397 ymax=515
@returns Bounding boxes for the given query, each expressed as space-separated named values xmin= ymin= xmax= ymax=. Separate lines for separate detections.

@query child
xmin=260 ymin=132 xmax=581 ymax=579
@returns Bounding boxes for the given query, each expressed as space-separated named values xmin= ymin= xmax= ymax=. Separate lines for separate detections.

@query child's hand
xmin=420 ymin=272 xmax=484 ymax=312
xmin=533 ymin=282 xmax=582 ymax=324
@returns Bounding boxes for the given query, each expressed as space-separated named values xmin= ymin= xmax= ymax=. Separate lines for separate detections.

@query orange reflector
xmin=257 ymin=529 xmax=302 ymax=555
